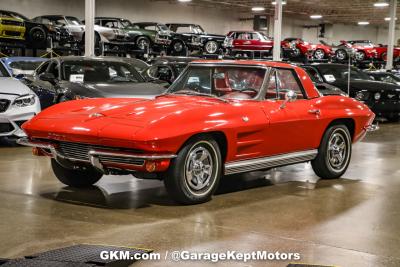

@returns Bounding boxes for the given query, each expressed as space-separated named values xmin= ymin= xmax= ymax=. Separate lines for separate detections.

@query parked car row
xmin=0 ymin=54 xmax=399 ymax=145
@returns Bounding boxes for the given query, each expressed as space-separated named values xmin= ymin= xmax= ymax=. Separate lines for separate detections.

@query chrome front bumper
xmin=17 ymin=138 xmax=177 ymax=173
xmin=364 ymin=123 xmax=379 ymax=132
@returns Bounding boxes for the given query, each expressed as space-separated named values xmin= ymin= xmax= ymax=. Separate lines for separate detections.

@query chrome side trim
xmin=224 ymin=149 xmax=318 ymax=175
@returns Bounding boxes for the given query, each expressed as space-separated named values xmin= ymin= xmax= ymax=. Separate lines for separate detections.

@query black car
xmin=302 ymin=63 xmax=400 ymax=121
xmin=0 ymin=10 xmax=56 ymax=48
xmin=23 ymin=56 xmax=167 ymax=108
xmin=143 ymin=56 xmax=198 ymax=84
xmin=365 ymin=71 xmax=400 ymax=85
xmin=166 ymin=23 xmax=226 ymax=55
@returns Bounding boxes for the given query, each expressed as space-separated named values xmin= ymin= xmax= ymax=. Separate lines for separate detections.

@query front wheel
xmin=51 ymin=159 xmax=103 ymax=188
xmin=355 ymin=51 xmax=366 ymax=61
xmin=314 ymin=49 xmax=326 ymax=60
xmin=164 ymin=135 xmax=222 ymax=204
xmin=312 ymin=125 xmax=352 ymax=179
xmin=335 ymin=49 xmax=348 ymax=61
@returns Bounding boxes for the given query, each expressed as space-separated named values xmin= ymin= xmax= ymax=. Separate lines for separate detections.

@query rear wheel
xmin=29 ymin=27 xmax=47 ymax=48
xmin=355 ymin=51 xmax=366 ymax=61
xmin=312 ymin=125 xmax=352 ymax=179
xmin=136 ymin=36 xmax=150 ymax=50
xmin=51 ymin=159 xmax=103 ymax=188
xmin=164 ymin=135 xmax=222 ymax=204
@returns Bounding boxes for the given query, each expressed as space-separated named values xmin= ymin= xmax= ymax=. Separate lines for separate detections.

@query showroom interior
xmin=0 ymin=0 xmax=400 ymax=266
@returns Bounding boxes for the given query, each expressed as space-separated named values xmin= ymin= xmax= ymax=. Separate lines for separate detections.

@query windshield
xmin=9 ymin=61 xmax=45 ymax=71
xmin=120 ymin=20 xmax=132 ymax=27
xmin=168 ymin=66 xmax=266 ymax=100
xmin=62 ymin=60 xmax=145 ymax=83
xmin=373 ymin=73 xmax=400 ymax=84
xmin=0 ymin=10 xmax=28 ymax=20
xmin=316 ymin=65 xmax=372 ymax=82
xmin=66 ymin=16 xmax=83 ymax=26
xmin=158 ymin=24 xmax=169 ymax=31
xmin=192 ymin=25 xmax=205 ymax=34
xmin=0 ymin=62 xmax=10 ymax=77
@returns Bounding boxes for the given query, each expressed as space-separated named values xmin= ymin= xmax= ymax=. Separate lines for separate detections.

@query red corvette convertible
xmin=18 ymin=60 xmax=376 ymax=204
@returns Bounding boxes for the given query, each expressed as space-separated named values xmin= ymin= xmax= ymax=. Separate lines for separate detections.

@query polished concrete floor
xmin=0 ymin=123 xmax=399 ymax=267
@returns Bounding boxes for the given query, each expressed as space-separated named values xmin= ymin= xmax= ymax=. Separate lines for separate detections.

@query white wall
xmin=1 ymin=0 xmax=399 ymax=45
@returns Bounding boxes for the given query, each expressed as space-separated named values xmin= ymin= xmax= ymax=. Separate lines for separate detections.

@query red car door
xmin=261 ymin=68 xmax=324 ymax=156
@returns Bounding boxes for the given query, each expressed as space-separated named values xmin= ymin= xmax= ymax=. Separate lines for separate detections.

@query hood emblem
xmin=89 ymin=113 xmax=105 ymax=118
xmin=242 ymin=116 xmax=249 ymax=122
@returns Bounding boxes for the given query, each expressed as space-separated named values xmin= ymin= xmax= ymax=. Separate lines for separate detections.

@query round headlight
xmin=374 ymin=92 xmax=381 ymax=100
xmin=355 ymin=91 xmax=365 ymax=101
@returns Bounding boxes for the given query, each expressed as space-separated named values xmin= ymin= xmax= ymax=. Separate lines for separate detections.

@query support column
xmin=273 ymin=0 xmax=283 ymax=61
xmin=85 ymin=0 xmax=95 ymax=57
xmin=386 ymin=0 xmax=397 ymax=70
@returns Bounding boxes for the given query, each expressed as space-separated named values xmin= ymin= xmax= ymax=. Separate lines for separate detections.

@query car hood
xmin=330 ymin=79 xmax=400 ymax=93
xmin=61 ymin=81 xmax=167 ymax=99
xmin=0 ymin=77 xmax=33 ymax=96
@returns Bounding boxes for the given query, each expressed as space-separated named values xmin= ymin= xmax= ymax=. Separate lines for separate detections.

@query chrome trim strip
xmin=224 ymin=149 xmax=318 ymax=175
xmin=88 ymin=149 xmax=177 ymax=160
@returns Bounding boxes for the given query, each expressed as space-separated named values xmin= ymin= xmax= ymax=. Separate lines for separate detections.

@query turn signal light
xmin=32 ymin=147 xmax=45 ymax=156
xmin=145 ymin=161 xmax=156 ymax=172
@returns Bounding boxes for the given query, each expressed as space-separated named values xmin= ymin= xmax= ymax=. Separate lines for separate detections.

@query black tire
xmin=314 ymin=49 xmax=326 ymax=60
xmin=204 ymin=40 xmax=219 ymax=54
xmin=170 ymin=40 xmax=186 ymax=55
xmin=335 ymin=49 xmax=348 ymax=61
xmin=28 ymin=26 xmax=47 ymax=48
xmin=136 ymin=36 xmax=151 ymax=51
xmin=311 ymin=124 xmax=352 ymax=179
xmin=164 ymin=135 xmax=222 ymax=204
xmin=51 ymin=159 xmax=103 ymax=188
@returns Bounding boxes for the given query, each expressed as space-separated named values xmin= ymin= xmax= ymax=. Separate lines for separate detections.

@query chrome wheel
xmin=336 ymin=50 xmax=347 ymax=60
xmin=314 ymin=49 xmax=325 ymax=60
xmin=205 ymin=41 xmax=218 ymax=54
xmin=355 ymin=51 xmax=366 ymax=61
xmin=184 ymin=141 xmax=218 ymax=197
xmin=327 ymin=130 xmax=349 ymax=171
xmin=292 ymin=48 xmax=301 ymax=57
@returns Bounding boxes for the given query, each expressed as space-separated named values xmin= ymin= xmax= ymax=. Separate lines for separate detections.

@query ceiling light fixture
xmin=358 ymin=21 xmax=370 ymax=25
xmin=310 ymin=15 xmax=323 ymax=19
xmin=385 ymin=17 xmax=398 ymax=21
xmin=374 ymin=1 xmax=389 ymax=7
xmin=177 ymin=0 xmax=192 ymax=2
xmin=252 ymin=7 xmax=265 ymax=11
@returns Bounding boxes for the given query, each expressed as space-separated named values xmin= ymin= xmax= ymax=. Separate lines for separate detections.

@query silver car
xmin=32 ymin=15 xmax=128 ymax=44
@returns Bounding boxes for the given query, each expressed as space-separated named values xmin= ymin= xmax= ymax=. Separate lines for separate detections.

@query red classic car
xmin=335 ymin=40 xmax=400 ymax=61
xmin=224 ymin=31 xmax=273 ymax=56
xmin=18 ymin=60 xmax=376 ymax=204
xmin=281 ymin=38 xmax=333 ymax=60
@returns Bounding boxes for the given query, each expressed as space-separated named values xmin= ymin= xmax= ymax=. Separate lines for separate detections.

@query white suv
xmin=0 ymin=61 xmax=41 ymax=141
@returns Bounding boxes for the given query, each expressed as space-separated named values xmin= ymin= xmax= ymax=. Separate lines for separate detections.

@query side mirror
xmin=39 ymin=73 xmax=56 ymax=83
xmin=280 ymin=90 xmax=297 ymax=109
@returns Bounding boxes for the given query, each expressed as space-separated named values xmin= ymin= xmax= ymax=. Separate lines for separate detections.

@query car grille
xmin=1 ymin=20 xmax=24 ymax=27
xmin=0 ymin=123 xmax=14 ymax=133
xmin=57 ymin=141 xmax=145 ymax=166
xmin=0 ymin=99 xmax=10 ymax=113
xmin=4 ymin=31 xmax=22 ymax=37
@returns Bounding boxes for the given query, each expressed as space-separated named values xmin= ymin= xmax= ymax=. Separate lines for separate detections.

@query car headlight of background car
xmin=12 ymin=94 xmax=36 ymax=107
xmin=355 ymin=91 xmax=369 ymax=101
xmin=374 ymin=92 xmax=381 ymax=100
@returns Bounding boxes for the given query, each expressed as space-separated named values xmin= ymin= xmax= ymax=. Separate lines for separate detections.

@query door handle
xmin=308 ymin=109 xmax=321 ymax=115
